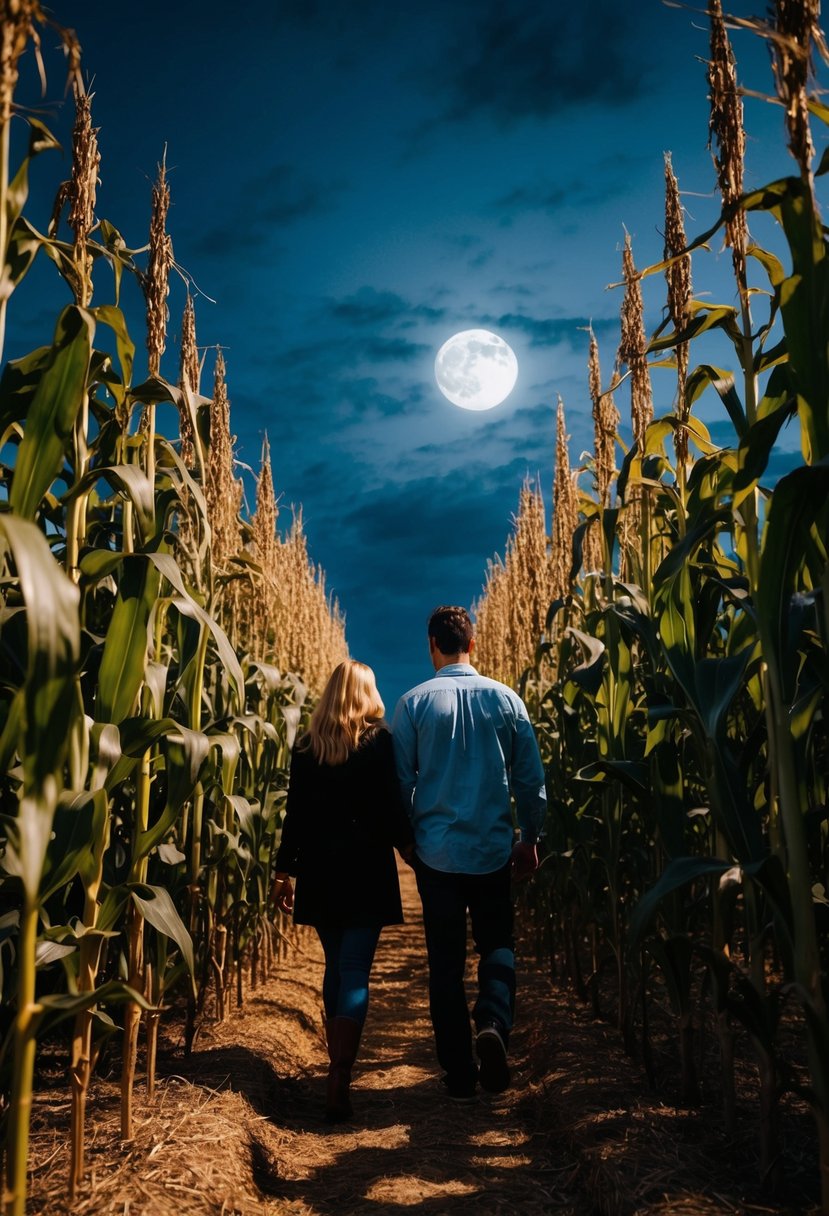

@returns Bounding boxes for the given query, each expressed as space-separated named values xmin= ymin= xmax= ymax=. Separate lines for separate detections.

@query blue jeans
xmin=316 ymin=925 xmax=381 ymax=1025
xmin=415 ymin=858 xmax=515 ymax=1087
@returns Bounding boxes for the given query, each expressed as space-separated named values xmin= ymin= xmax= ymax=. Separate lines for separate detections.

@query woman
xmin=270 ymin=660 xmax=413 ymax=1123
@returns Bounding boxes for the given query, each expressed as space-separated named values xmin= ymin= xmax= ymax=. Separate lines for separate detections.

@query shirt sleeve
xmin=391 ymin=696 xmax=417 ymax=810
xmin=376 ymin=729 xmax=415 ymax=850
xmin=273 ymin=746 xmax=304 ymax=873
xmin=509 ymin=702 xmax=547 ymax=843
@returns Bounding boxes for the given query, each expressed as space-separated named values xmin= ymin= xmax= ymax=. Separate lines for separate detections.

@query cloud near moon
xmin=434 ymin=329 xmax=519 ymax=410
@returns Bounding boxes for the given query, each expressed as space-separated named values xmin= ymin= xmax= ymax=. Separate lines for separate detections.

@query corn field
xmin=0 ymin=6 xmax=346 ymax=1214
xmin=475 ymin=1 xmax=829 ymax=1205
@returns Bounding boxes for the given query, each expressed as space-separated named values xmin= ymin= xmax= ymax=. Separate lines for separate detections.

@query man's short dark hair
xmin=428 ymin=605 xmax=474 ymax=655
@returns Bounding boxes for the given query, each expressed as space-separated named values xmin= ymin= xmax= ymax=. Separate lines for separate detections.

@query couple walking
xmin=269 ymin=605 xmax=547 ymax=1121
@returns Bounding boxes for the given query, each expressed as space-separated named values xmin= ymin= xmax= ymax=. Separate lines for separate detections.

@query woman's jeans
xmin=316 ymin=925 xmax=381 ymax=1025
xmin=415 ymin=858 xmax=515 ymax=1087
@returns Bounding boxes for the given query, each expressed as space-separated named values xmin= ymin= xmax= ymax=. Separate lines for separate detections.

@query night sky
xmin=9 ymin=1 xmax=820 ymax=707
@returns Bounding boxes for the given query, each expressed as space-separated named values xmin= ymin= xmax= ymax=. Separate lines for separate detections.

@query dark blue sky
xmin=9 ymin=1 xmax=818 ymax=706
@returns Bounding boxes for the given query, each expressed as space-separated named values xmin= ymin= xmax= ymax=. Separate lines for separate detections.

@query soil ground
xmin=27 ymin=867 xmax=820 ymax=1216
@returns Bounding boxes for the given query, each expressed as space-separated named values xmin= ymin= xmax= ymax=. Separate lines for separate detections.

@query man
xmin=392 ymin=605 xmax=546 ymax=1103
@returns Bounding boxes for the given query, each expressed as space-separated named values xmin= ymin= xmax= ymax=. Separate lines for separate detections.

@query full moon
xmin=434 ymin=329 xmax=518 ymax=411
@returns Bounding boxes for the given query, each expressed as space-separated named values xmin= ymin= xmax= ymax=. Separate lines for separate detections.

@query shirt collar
xmin=435 ymin=663 xmax=478 ymax=677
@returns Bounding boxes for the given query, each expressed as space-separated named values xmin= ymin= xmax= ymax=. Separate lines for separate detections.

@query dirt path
xmin=30 ymin=866 xmax=818 ymax=1214
xmin=30 ymin=866 xmax=586 ymax=1216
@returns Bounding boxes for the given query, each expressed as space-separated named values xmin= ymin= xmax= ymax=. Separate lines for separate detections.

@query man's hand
xmin=269 ymin=873 xmax=294 ymax=914
xmin=510 ymin=841 xmax=538 ymax=882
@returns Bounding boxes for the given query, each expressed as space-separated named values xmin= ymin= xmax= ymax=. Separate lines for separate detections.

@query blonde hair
xmin=304 ymin=660 xmax=385 ymax=765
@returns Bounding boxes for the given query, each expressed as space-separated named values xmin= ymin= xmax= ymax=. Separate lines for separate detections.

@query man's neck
xmin=433 ymin=651 xmax=473 ymax=673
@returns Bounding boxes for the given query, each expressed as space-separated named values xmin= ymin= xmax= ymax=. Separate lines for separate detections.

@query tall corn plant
xmin=476 ymin=0 xmax=829 ymax=1198
xmin=0 ymin=20 xmax=335 ymax=1216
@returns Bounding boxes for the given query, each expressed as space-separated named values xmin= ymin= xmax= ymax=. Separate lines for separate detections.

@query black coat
xmin=274 ymin=726 xmax=414 ymax=928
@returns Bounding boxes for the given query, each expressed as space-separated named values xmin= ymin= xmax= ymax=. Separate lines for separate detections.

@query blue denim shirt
xmin=391 ymin=664 xmax=547 ymax=875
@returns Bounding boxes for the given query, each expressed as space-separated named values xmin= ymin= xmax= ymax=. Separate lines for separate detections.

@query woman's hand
xmin=270 ymin=872 xmax=295 ymax=914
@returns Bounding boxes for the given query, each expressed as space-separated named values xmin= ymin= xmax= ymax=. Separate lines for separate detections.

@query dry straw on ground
xmin=27 ymin=867 xmax=819 ymax=1216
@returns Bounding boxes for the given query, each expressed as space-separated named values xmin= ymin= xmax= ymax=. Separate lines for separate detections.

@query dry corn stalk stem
xmin=474 ymin=479 xmax=552 ymax=687
xmin=590 ymin=328 xmax=618 ymax=510
xmin=205 ymin=350 xmax=242 ymax=573
xmin=771 ymin=0 xmax=826 ymax=187
xmin=178 ymin=294 xmax=199 ymax=469
xmin=551 ymin=396 xmax=578 ymax=602
xmin=583 ymin=329 xmax=619 ymax=573
xmin=618 ymin=233 xmax=653 ymax=453
xmin=145 ymin=156 xmax=173 ymax=380
xmin=250 ymin=436 xmax=279 ymax=657
xmin=265 ymin=509 xmax=349 ymax=694
xmin=67 ymin=85 xmax=99 ymax=307
xmin=708 ymin=0 xmax=749 ymax=295
xmin=474 ymin=555 xmax=510 ymax=685
xmin=664 ymin=153 xmax=692 ymax=475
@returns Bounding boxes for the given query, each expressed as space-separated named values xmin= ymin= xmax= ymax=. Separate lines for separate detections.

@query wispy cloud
xmin=190 ymin=162 xmax=346 ymax=255
xmin=425 ymin=1 xmax=652 ymax=127
xmin=330 ymin=286 xmax=445 ymax=327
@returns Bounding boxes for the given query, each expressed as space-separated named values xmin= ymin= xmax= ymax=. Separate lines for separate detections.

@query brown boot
xmin=325 ymin=1016 xmax=362 ymax=1123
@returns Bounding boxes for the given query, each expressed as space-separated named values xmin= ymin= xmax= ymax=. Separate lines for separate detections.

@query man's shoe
xmin=441 ymin=1073 xmax=478 ymax=1105
xmin=476 ymin=1023 xmax=510 ymax=1093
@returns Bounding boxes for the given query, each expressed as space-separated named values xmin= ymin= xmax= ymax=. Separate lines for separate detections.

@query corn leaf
xmin=96 ymin=556 xmax=161 ymax=725
xmin=130 ymin=883 xmax=195 ymax=982
xmin=9 ymin=306 xmax=95 ymax=520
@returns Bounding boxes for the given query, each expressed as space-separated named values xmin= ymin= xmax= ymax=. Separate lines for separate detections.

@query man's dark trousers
xmin=415 ymin=857 xmax=515 ymax=1088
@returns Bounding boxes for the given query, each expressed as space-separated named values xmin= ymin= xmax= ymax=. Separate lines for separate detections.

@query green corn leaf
xmin=130 ymin=883 xmax=195 ymax=983
xmin=685 ymin=364 xmax=747 ymax=439
xmin=65 ymin=464 xmax=155 ymax=545
xmin=0 ymin=515 xmax=80 ymax=796
xmin=647 ymin=302 xmax=741 ymax=354
xmin=95 ymin=219 xmax=143 ymax=304
xmin=39 ymin=789 xmax=108 ymax=900
xmin=732 ymin=368 xmax=795 ymax=508
xmin=9 ymin=306 xmax=95 ymax=520
xmin=566 ymin=627 xmax=605 ymax=695
xmin=35 ymin=941 xmax=77 ymax=968
xmin=757 ymin=460 xmax=829 ymax=705
xmin=0 ymin=118 xmax=60 ymax=302
xmin=137 ymin=726 xmax=210 ymax=858
xmin=694 ymin=648 xmax=753 ymax=743
xmin=629 ymin=855 xmax=734 ymax=946
xmin=0 ymin=345 xmax=51 ymax=438
xmin=279 ymin=705 xmax=302 ymax=750
xmin=575 ymin=760 xmax=649 ymax=798
xmin=743 ymin=175 xmax=829 ymax=463
xmin=4 ymin=216 xmax=44 ymax=299
xmin=91 ymin=305 xmax=135 ymax=405
xmin=646 ymin=936 xmax=695 ymax=1016
xmin=96 ymin=556 xmax=161 ymax=725
xmin=754 ymin=338 xmax=788 ymax=375
xmin=146 ymin=551 xmax=245 ymax=707
xmin=79 ymin=549 xmax=126 ymax=582
xmin=747 ymin=241 xmax=787 ymax=289
xmin=5 ymin=119 xmax=60 ymax=229
xmin=653 ymin=508 xmax=731 ymax=587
